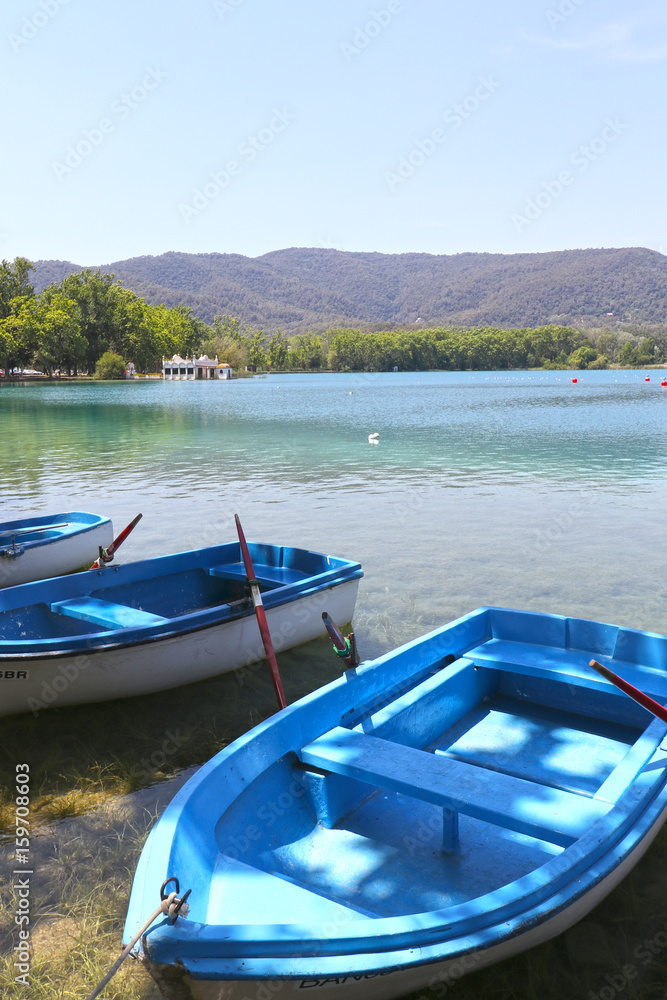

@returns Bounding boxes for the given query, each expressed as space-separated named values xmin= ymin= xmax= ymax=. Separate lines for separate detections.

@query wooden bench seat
xmin=50 ymin=597 xmax=170 ymax=630
xmin=299 ymin=726 xmax=611 ymax=848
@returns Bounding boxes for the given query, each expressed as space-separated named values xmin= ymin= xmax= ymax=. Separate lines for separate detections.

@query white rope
xmin=85 ymin=889 xmax=189 ymax=1000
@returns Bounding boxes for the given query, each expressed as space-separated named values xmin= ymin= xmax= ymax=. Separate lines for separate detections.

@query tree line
xmin=0 ymin=259 xmax=209 ymax=377
xmin=0 ymin=258 xmax=663 ymax=377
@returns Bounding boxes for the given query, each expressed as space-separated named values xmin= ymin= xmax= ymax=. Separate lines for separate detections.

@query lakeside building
xmin=162 ymin=355 xmax=233 ymax=380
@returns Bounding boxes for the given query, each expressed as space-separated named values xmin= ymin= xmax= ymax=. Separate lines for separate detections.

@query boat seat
xmin=467 ymin=638 xmax=667 ymax=701
xmin=50 ymin=597 xmax=170 ymax=630
xmin=207 ymin=563 xmax=304 ymax=586
xmin=299 ymin=726 xmax=611 ymax=849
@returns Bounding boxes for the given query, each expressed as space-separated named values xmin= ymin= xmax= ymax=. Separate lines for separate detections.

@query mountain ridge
xmin=29 ymin=246 xmax=667 ymax=333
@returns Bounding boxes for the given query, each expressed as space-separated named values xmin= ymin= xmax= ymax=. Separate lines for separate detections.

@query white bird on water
xmin=368 ymin=432 xmax=380 ymax=444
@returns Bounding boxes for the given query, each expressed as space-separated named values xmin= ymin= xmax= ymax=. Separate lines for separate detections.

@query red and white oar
xmin=234 ymin=514 xmax=286 ymax=711
xmin=90 ymin=513 xmax=143 ymax=570
xmin=589 ymin=658 xmax=667 ymax=723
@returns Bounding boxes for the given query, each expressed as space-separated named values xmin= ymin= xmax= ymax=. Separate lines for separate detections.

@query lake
xmin=2 ymin=369 xmax=667 ymax=654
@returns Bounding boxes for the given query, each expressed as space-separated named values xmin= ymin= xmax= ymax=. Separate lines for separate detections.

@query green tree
xmin=54 ymin=270 xmax=121 ymax=373
xmin=567 ymin=345 xmax=599 ymax=369
xmin=212 ymin=315 xmax=251 ymax=344
xmin=267 ymin=331 xmax=289 ymax=370
xmin=327 ymin=329 xmax=371 ymax=371
xmin=636 ymin=337 xmax=656 ymax=364
xmin=289 ymin=333 xmax=326 ymax=370
xmin=33 ymin=293 xmax=87 ymax=375
xmin=246 ymin=330 xmax=267 ymax=368
xmin=0 ymin=296 xmax=40 ymax=373
xmin=588 ymin=354 xmax=609 ymax=369
xmin=596 ymin=331 xmax=619 ymax=362
xmin=198 ymin=334 xmax=248 ymax=371
xmin=0 ymin=258 xmax=35 ymax=319
xmin=95 ymin=351 xmax=127 ymax=379
xmin=618 ymin=341 xmax=638 ymax=367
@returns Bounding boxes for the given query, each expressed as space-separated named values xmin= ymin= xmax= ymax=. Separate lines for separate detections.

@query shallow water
xmin=2 ymin=369 xmax=667 ymax=654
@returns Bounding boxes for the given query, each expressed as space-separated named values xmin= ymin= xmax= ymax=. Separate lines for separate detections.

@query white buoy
xmin=368 ymin=432 xmax=379 ymax=444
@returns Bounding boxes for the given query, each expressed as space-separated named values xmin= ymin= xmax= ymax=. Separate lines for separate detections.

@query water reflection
xmin=2 ymin=373 xmax=667 ymax=506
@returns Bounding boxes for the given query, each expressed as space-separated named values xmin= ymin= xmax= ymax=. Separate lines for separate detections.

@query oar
xmin=90 ymin=513 xmax=143 ymax=569
xmin=0 ymin=521 xmax=70 ymax=541
xmin=589 ymin=659 xmax=667 ymax=723
xmin=234 ymin=514 xmax=287 ymax=710
xmin=322 ymin=611 xmax=359 ymax=667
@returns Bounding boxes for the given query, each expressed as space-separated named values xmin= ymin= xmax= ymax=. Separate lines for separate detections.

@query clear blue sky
xmin=2 ymin=0 xmax=666 ymax=264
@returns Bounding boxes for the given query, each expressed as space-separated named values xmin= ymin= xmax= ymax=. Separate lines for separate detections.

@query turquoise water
xmin=2 ymin=369 xmax=667 ymax=655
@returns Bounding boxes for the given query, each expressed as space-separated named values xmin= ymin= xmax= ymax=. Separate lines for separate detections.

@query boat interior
xmin=208 ymin=639 xmax=667 ymax=926
xmin=0 ymin=544 xmax=340 ymax=640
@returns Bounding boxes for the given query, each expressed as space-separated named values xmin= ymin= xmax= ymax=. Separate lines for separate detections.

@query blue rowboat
xmin=0 ymin=542 xmax=362 ymax=716
xmin=124 ymin=606 xmax=667 ymax=1000
xmin=0 ymin=511 xmax=113 ymax=588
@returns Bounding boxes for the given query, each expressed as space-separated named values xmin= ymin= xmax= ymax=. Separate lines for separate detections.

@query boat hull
xmin=1 ymin=580 xmax=358 ymax=716
xmin=0 ymin=512 xmax=113 ymax=588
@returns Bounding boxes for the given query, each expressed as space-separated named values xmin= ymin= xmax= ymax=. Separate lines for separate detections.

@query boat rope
xmin=85 ymin=877 xmax=190 ymax=1000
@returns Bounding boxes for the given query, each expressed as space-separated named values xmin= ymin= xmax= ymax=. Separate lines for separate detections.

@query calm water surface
xmin=2 ymin=369 xmax=667 ymax=651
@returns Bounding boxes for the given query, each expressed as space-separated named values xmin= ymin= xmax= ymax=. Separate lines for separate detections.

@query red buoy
xmin=661 ymin=380 xmax=667 ymax=387
xmin=571 ymin=378 xmax=578 ymax=383
xmin=645 ymin=376 xmax=651 ymax=382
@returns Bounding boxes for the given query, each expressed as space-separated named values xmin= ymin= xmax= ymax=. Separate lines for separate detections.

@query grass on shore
xmin=0 ymin=637 xmax=342 ymax=834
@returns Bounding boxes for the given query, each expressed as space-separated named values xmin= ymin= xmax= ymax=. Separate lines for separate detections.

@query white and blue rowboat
xmin=0 ymin=542 xmax=362 ymax=716
xmin=124 ymin=606 xmax=667 ymax=1000
xmin=0 ymin=511 xmax=113 ymax=588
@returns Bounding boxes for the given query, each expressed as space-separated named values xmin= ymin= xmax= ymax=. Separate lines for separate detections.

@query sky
xmin=2 ymin=0 xmax=666 ymax=265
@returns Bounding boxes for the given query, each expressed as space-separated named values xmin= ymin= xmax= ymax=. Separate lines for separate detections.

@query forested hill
xmin=31 ymin=246 xmax=667 ymax=333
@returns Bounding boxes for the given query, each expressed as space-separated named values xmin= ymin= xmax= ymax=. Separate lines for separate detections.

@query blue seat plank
xmin=467 ymin=638 xmax=667 ymax=701
xmin=51 ymin=597 xmax=169 ymax=630
xmin=208 ymin=563 xmax=304 ymax=586
xmin=467 ymin=639 xmax=606 ymax=688
xmin=299 ymin=726 xmax=611 ymax=848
